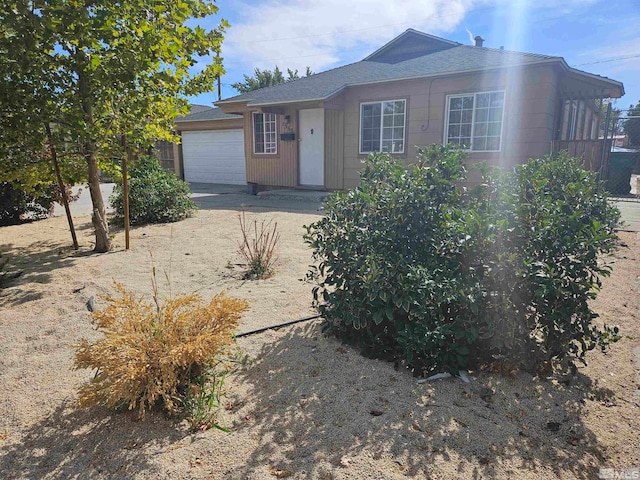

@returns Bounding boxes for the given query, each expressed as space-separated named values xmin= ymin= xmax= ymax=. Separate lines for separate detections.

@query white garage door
xmin=182 ymin=129 xmax=246 ymax=185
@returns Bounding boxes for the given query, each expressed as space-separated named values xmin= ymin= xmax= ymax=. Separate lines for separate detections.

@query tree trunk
xmin=47 ymin=123 xmax=79 ymax=250
xmin=87 ymin=151 xmax=110 ymax=252
xmin=75 ymin=49 xmax=111 ymax=253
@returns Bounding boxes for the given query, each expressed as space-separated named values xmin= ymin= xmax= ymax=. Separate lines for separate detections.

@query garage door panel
xmin=182 ymin=130 xmax=246 ymax=185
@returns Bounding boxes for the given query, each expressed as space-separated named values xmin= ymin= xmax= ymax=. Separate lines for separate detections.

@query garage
xmin=175 ymin=106 xmax=246 ymax=185
xmin=182 ymin=130 xmax=246 ymax=185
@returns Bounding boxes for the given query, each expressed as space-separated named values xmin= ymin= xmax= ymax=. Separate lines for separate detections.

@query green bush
xmin=305 ymin=147 xmax=620 ymax=376
xmin=0 ymin=181 xmax=56 ymax=225
xmin=511 ymin=154 xmax=621 ymax=367
xmin=110 ymin=155 xmax=196 ymax=227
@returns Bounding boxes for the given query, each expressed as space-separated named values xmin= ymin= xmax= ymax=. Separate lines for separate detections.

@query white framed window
xmin=253 ymin=112 xmax=277 ymax=154
xmin=444 ymin=91 xmax=505 ymax=152
xmin=359 ymin=99 xmax=406 ymax=154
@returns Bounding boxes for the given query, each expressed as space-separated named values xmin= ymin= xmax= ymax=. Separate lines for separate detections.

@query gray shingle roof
xmin=188 ymin=104 xmax=215 ymax=114
xmin=218 ymin=45 xmax=564 ymax=106
xmin=218 ymin=29 xmax=623 ymax=107
xmin=176 ymin=106 xmax=242 ymax=122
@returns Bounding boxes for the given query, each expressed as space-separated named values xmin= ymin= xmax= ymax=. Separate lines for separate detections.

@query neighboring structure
xmin=212 ymin=29 xmax=623 ymax=190
xmin=154 ymin=104 xmax=213 ymax=176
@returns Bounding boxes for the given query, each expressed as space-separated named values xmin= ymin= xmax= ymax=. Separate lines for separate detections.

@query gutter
xmin=175 ymin=117 xmax=242 ymax=123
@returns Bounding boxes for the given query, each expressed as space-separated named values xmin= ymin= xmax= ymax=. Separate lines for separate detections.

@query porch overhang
xmin=558 ymin=66 xmax=624 ymax=99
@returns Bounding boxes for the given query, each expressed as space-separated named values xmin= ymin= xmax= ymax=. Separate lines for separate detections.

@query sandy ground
xmin=0 ymin=205 xmax=638 ymax=479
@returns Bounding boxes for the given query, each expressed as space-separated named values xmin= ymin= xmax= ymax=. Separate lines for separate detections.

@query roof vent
xmin=474 ymin=35 xmax=485 ymax=47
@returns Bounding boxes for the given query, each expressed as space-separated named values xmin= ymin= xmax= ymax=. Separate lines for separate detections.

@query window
xmin=568 ymin=101 xmax=578 ymax=140
xmin=360 ymin=99 xmax=406 ymax=154
xmin=253 ymin=112 xmax=277 ymax=154
xmin=445 ymin=91 xmax=505 ymax=152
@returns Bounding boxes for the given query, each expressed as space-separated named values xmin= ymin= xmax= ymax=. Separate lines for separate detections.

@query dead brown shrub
xmin=74 ymin=282 xmax=248 ymax=417
xmin=237 ymin=211 xmax=280 ymax=279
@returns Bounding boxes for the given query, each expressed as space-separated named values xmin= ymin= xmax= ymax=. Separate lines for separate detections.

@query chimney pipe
xmin=474 ymin=35 xmax=485 ymax=47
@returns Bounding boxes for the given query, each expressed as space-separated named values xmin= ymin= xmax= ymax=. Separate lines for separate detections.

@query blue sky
xmin=188 ymin=0 xmax=640 ymax=111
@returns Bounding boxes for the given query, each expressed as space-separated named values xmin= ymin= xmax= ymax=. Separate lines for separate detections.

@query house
xmin=187 ymin=29 xmax=624 ymax=190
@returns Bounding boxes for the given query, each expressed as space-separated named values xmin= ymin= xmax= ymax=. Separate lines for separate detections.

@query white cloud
xmin=222 ymin=0 xmax=473 ymax=73
xmin=212 ymin=0 xmax=608 ymax=79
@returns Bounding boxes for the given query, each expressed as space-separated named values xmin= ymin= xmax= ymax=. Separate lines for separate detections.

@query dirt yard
xmin=0 ymin=206 xmax=638 ymax=479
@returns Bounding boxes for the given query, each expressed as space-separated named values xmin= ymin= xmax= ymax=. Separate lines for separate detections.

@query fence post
xmin=598 ymin=102 xmax=612 ymax=183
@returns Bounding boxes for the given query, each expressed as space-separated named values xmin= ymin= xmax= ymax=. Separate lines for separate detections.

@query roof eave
xmin=565 ymin=64 xmax=625 ymax=97
xmin=175 ymin=117 xmax=241 ymax=123
xmin=215 ymin=97 xmax=254 ymax=106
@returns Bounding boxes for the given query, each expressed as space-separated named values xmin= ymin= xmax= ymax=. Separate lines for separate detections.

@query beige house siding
xmin=176 ymin=118 xmax=244 ymax=132
xmin=217 ymin=64 xmax=569 ymax=190
xmin=339 ymin=64 xmax=559 ymax=188
xmin=244 ymin=108 xmax=298 ymax=187
xmin=324 ymin=109 xmax=345 ymax=190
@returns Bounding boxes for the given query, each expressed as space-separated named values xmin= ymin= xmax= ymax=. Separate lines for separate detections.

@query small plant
xmin=74 ymin=280 xmax=249 ymax=418
xmin=181 ymin=370 xmax=228 ymax=432
xmin=181 ymin=351 xmax=248 ymax=431
xmin=110 ymin=155 xmax=196 ymax=227
xmin=237 ymin=211 xmax=280 ymax=279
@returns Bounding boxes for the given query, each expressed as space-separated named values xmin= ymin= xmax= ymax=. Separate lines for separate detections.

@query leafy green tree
xmin=231 ymin=66 xmax=313 ymax=94
xmin=600 ymin=100 xmax=622 ymax=137
xmin=0 ymin=1 xmax=227 ymax=252
xmin=624 ymin=100 xmax=640 ymax=146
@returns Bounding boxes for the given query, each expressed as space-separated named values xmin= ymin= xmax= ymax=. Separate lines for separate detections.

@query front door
xmin=298 ymin=108 xmax=325 ymax=186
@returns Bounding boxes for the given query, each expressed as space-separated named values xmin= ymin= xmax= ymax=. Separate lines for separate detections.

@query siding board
xmin=324 ymin=109 xmax=344 ymax=189
xmin=244 ymin=108 xmax=298 ymax=186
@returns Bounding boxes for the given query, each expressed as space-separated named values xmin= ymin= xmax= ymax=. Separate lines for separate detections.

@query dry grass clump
xmin=74 ymin=282 xmax=248 ymax=418
xmin=237 ymin=211 xmax=280 ymax=279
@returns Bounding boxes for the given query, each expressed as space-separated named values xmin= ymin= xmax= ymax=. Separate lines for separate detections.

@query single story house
xmin=184 ymin=29 xmax=624 ymax=190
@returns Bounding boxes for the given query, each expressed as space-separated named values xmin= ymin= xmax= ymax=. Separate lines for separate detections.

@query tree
xmin=231 ymin=66 xmax=313 ymax=94
xmin=624 ymin=100 xmax=640 ymax=146
xmin=0 ymin=1 xmax=227 ymax=252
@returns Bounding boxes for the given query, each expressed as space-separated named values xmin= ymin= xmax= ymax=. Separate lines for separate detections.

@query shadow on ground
xmin=229 ymin=323 xmax=607 ymax=479
xmin=0 ymin=403 xmax=183 ymax=479
xmin=0 ymin=240 xmax=92 ymax=307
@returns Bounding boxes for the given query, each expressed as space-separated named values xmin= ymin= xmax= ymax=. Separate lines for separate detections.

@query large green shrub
xmin=512 ymin=154 xmax=621 ymax=366
xmin=110 ymin=156 xmax=196 ymax=227
xmin=305 ymin=147 xmax=620 ymax=375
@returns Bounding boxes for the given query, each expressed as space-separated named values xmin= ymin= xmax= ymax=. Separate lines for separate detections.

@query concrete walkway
xmin=52 ymin=183 xmax=115 ymax=217
xmin=613 ymin=199 xmax=640 ymax=232
xmin=187 ymin=183 xmax=325 ymax=212
xmin=257 ymin=189 xmax=330 ymax=202
xmin=52 ymin=182 xmax=325 ymax=217
xmin=54 ymin=182 xmax=639 ymax=229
